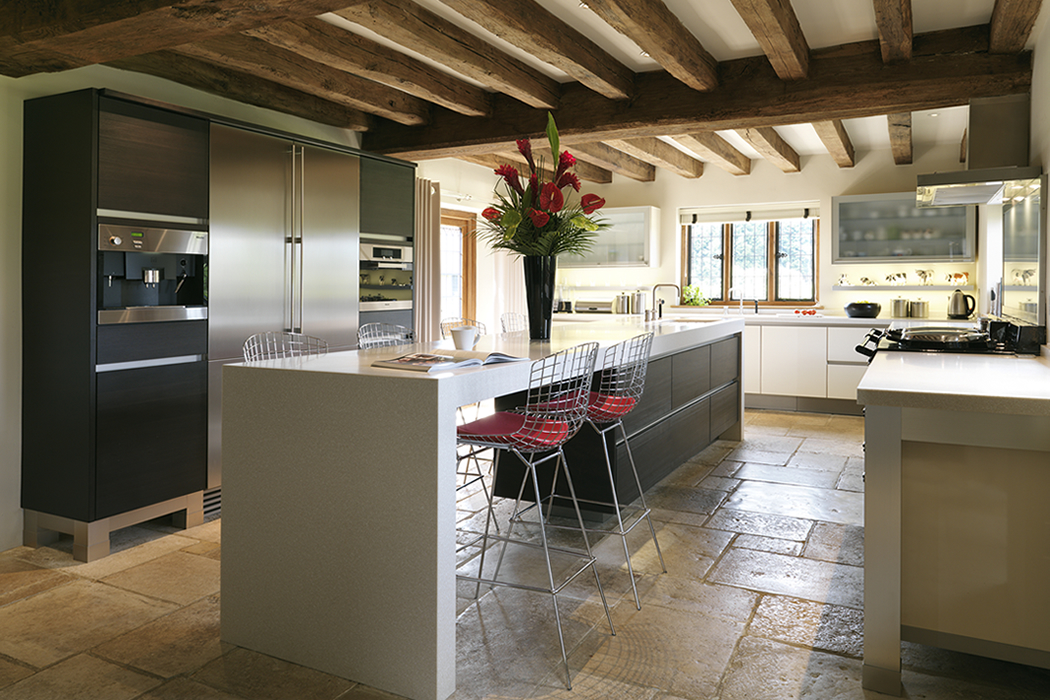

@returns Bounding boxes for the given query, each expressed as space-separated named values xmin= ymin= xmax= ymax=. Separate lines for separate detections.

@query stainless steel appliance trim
xmin=99 ymin=223 xmax=209 ymax=254
xmin=97 ymin=208 xmax=207 ymax=227
xmin=96 ymin=354 xmax=203 ymax=373
xmin=98 ymin=306 xmax=208 ymax=324
xmin=359 ymin=300 xmax=412 ymax=312
xmin=360 ymin=242 xmax=413 ymax=264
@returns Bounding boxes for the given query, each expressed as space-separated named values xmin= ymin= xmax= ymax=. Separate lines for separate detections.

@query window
xmin=439 ymin=210 xmax=477 ymax=320
xmin=682 ymin=214 xmax=818 ymax=304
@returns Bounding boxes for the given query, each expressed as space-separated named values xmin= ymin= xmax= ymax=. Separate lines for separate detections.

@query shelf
xmin=833 ymin=285 xmax=974 ymax=292
xmin=360 ymin=284 xmax=411 ymax=290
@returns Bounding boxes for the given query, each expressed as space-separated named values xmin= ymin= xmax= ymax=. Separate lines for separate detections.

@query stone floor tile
xmin=747 ymin=411 xmax=830 ymax=429
xmin=725 ymin=481 xmax=864 ymax=527
xmin=191 ymin=647 xmax=354 ymax=700
xmin=837 ymin=470 xmax=865 ymax=492
xmin=94 ymin=594 xmax=222 ymax=678
xmin=785 ymin=451 xmax=849 ymax=472
xmin=748 ymin=595 xmax=863 ymax=658
xmin=181 ymin=540 xmax=221 ymax=556
xmin=708 ymin=548 xmax=863 ymax=609
xmin=730 ymin=434 xmax=804 ymax=454
xmin=723 ymin=446 xmax=793 ymax=466
xmin=704 ymin=509 xmax=813 ymax=541
xmin=695 ymin=475 xmax=739 ymax=492
xmin=578 ymin=602 xmax=744 ymax=700
xmin=827 ymin=415 xmax=865 ymax=433
xmin=846 ymin=456 xmax=865 ymax=471
xmin=643 ymin=485 xmax=725 ymax=516
xmin=648 ymin=509 xmax=711 ymax=529
xmin=655 ymin=460 xmax=714 ymax=488
xmin=734 ymin=463 xmax=840 ymax=489
xmin=719 ymin=636 xmax=864 ymax=700
xmin=638 ymin=578 xmax=758 ymax=624
xmin=16 ymin=531 xmax=197 ymax=581
xmin=0 ymin=658 xmax=33 ymax=690
xmin=803 ymin=522 xmax=864 ymax=567
xmin=135 ymin=677 xmax=246 ymax=700
xmin=177 ymin=518 xmax=222 ymax=544
xmin=101 ymin=551 xmax=220 ymax=606
xmin=733 ymin=534 xmax=803 ymax=556
xmin=0 ymin=579 xmax=178 ymax=667
xmin=626 ymin=524 xmax=732 ymax=583
xmin=0 ymin=654 xmax=160 ymax=700
xmin=901 ymin=642 xmax=1050 ymax=696
xmin=685 ymin=440 xmax=738 ymax=467
xmin=739 ymin=422 xmax=790 ymax=436
xmin=0 ymin=557 xmax=72 ymax=607
xmin=707 ymin=460 xmax=742 ymax=478
xmin=796 ymin=436 xmax=865 ymax=458
xmin=526 ymin=670 xmax=660 ymax=700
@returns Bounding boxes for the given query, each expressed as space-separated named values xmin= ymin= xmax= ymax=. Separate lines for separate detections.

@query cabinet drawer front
xmin=671 ymin=345 xmax=711 ymax=408
xmin=97 ymin=320 xmax=207 ymax=365
xmin=827 ymin=364 xmax=869 ymax=401
xmin=828 ymin=326 xmax=877 ymax=363
xmin=711 ymin=335 xmax=740 ymax=387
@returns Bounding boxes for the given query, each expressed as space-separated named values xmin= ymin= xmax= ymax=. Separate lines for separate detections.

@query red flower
xmin=494 ymin=164 xmax=523 ymax=196
xmin=557 ymin=171 xmax=581 ymax=192
xmin=516 ymin=138 xmax=536 ymax=173
xmin=528 ymin=173 xmax=539 ymax=198
xmin=539 ymin=182 xmax=564 ymax=212
xmin=482 ymin=207 xmax=501 ymax=221
xmin=527 ymin=208 xmax=550 ymax=227
xmin=556 ymin=150 xmax=576 ymax=178
xmin=581 ymin=193 xmax=605 ymax=214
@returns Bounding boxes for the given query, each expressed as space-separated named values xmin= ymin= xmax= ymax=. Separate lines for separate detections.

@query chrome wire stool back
xmin=243 ymin=331 xmax=328 ymax=361
xmin=500 ymin=311 xmax=528 ymax=333
xmin=357 ymin=322 xmax=413 ymax=349
xmin=455 ymin=341 xmax=614 ymax=690
xmin=579 ymin=331 xmax=666 ymax=609
xmin=439 ymin=317 xmax=486 ymax=339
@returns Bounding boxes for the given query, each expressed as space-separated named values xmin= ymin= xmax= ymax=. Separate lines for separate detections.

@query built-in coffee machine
xmin=97 ymin=223 xmax=208 ymax=323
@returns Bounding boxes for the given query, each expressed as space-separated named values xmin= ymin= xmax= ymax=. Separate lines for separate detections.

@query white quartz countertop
xmin=555 ymin=311 xmax=933 ymax=327
xmin=857 ymin=350 xmax=1050 ymax=415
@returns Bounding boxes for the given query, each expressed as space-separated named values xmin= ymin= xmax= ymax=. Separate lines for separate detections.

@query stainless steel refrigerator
xmin=207 ymin=124 xmax=360 ymax=488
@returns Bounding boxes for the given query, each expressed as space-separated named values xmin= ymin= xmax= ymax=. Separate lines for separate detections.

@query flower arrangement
xmin=479 ymin=114 xmax=608 ymax=256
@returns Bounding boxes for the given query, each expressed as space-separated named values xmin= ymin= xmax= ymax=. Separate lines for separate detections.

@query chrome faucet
xmin=651 ymin=284 xmax=680 ymax=319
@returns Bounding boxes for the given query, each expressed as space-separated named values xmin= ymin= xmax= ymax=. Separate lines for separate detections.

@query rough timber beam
xmin=989 ymin=0 xmax=1043 ymax=53
xmin=582 ymin=0 xmax=718 ymax=90
xmin=570 ymin=142 xmax=656 ymax=182
xmin=531 ymin=148 xmax=615 ymax=184
xmin=873 ymin=0 xmax=913 ymax=62
xmin=888 ymin=112 xmax=913 ymax=165
xmin=811 ymin=120 xmax=856 ymax=168
xmin=737 ymin=127 xmax=801 ymax=172
xmin=361 ymin=26 xmax=1029 ymax=160
xmin=172 ymin=34 xmax=430 ymax=126
xmin=603 ymin=137 xmax=705 ymax=178
xmin=436 ymin=0 xmax=635 ymax=100
xmin=0 ymin=0 xmax=366 ymax=77
xmin=673 ymin=133 xmax=752 ymax=176
xmin=334 ymin=0 xmax=560 ymax=110
xmin=107 ymin=50 xmax=372 ymax=130
xmin=729 ymin=0 xmax=810 ymax=79
xmin=246 ymin=18 xmax=490 ymax=117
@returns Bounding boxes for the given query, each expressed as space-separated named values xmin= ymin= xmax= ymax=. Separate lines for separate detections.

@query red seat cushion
xmin=587 ymin=391 xmax=637 ymax=422
xmin=458 ymin=411 xmax=570 ymax=449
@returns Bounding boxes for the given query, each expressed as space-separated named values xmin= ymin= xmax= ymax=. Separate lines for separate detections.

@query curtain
xmin=414 ymin=178 xmax=442 ymax=343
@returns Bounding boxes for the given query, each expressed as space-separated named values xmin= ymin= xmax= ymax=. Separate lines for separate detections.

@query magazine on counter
xmin=372 ymin=350 xmax=528 ymax=373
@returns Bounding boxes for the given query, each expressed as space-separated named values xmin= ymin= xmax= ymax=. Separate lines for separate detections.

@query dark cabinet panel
xmin=615 ymin=397 xmax=711 ymax=501
xmin=95 ymin=362 xmax=207 ymax=519
xmin=711 ymin=335 xmax=740 ymax=387
xmin=360 ymin=158 xmax=415 ymax=236
xmin=358 ymin=309 xmax=413 ymax=333
xmin=622 ymin=355 xmax=672 ymax=436
xmin=97 ymin=97 xmax=209 ymax=220
xmin=97 ymin=321 xmax=207 ymax=364
xmin=710 ymin=384 xmax=739 ymax=438
xmin=671 ymin=345 xmax=711 ymax=408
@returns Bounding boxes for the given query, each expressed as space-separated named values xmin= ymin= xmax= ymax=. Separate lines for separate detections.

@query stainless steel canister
xmin=631 ymin=290 xmax=648 ymax=315
xmin=891 ymin=297 xmax=910 ymax=318
xmin=908 ymin=299 xmax=929 ymax=318
xmin=613 ymin=294 xmax=631 ymax=314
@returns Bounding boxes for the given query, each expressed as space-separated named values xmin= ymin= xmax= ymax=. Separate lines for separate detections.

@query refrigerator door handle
xmin=296 ymin=145 xmax=305 ymax=334
xmin=286 ymin=144 xmax=297 ymax=333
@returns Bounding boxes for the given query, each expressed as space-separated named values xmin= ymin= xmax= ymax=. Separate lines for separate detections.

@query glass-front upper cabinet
xmin=1001 ymin=176 xmax=1046 ymax=325
xmin=559 ymin=206 xmax=658 ymax=267
xmin=832 ymin=192 xmax=975 ymax=263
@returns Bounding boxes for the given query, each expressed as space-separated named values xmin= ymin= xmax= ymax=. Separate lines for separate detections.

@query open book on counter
xmin=372 ymin=350 xmax=528 ymax=373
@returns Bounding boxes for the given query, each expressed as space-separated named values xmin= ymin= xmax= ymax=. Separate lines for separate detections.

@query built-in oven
xmin=359 ymin=242 xmax=413 ymax=269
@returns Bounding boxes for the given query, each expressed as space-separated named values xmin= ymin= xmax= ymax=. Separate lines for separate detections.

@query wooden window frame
xmin=440 ymin=209 xmax=477 ymax=319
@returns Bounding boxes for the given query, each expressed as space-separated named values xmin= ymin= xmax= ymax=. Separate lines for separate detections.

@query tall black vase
xmin=523 ymin=255 xmax=556 ymax=340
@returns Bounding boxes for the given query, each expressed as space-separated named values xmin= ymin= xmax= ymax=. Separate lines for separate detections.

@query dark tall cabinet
xmin=22 ymin=89 xmax=209 ymax=561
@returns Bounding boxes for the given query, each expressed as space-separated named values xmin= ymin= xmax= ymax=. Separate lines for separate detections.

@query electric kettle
xmin=947 ymin=289 xmax=976 ymax=319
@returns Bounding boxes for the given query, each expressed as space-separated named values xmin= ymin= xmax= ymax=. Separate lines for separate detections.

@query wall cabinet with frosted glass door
xmin=559 ymin=206 xmax=658 ymax=267
xmin=832 ymin=192 xmax=975 ymax=263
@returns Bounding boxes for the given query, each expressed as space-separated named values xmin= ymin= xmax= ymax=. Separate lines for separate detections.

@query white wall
xmin=1032 ymin=14 xmax=1050 ymax=329
xmin=0 ymin=66 xmax=363 ymax=551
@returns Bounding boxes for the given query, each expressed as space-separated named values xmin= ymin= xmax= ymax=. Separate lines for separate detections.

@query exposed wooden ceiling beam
xmin=246 ymin=18 xmax=490 ymax=118
xmin=106 ymin=50 xmax=372 ymax=130
xmin=0 ymin=0 xmax=366 ymax=77
xmin=362 ymin=26 xmax=1029 ymax=159
xmin=811 ymin=120 xmax=856 ymax=167
xmin=581 ymin=0 xmax=718 ymax=91
xmin=460 ymin=154 xmax=555 ymax=182
xmin=531 ymin=148 xmax=615 ymax=184
xmin=873 ymin=0 xmax=913 ymax=62
xmin=334 ymin=0 xmax=560 ymax=110
xmin=728 ymin=0 xmax=810 ymax=79
xmin=436 ymin=0 xmax=634 ymax=100
xmin=989 ymin=0 xmax=1043 ymax=53
xmin=603 ymin=137 xmax=705 ymax=178
xmin=673 ymin=133 xmax=752 ymax=176
xmin=737 ymin=127 xmax=800 ymax=172
xmin=888 ymin=112 xmax=913 ymax=165
xmin=171 ymin=34 xmax=430 ymax=126
xmin=568 ymin=142 xmax=656 ymax=182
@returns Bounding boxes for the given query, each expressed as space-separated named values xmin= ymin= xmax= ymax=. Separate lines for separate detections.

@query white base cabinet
xmin=759 ymin=326 xmax=827 ymax=397
xmin=743 ymin=325 xmax=761 ymax=394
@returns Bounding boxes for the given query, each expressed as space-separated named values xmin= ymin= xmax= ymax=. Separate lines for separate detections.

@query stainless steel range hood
xmin=917 ymin=95 xmax=1036 ymax=206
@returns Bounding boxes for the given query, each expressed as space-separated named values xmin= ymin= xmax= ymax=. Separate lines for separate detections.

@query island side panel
xmin=221 ymin=366 xmax=456 ymax=700
xmin=863 ymin=404 xmax=904 ymax=696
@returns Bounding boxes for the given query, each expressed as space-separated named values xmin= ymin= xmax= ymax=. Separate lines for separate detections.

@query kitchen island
xmin=857 ymin=349 xmax=1050 ymax=695
xmin=220 ymin=316 xmax=744 ymax=700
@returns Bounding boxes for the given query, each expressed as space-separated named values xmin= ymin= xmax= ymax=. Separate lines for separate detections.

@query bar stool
xmin=500 ymin=311 xmax=528 ymax=333
xmin=357 ymin=322 xmax=412 ymax=349
xmin=560 ymin=332 xmax=666 ymax=610
xmin=455 ymin=341 xmax=615 ymax=690
xmin=439 ymin=317 xmax=486 ymax=339
xmin=243 ymin=331 xmax=328 ymax=361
